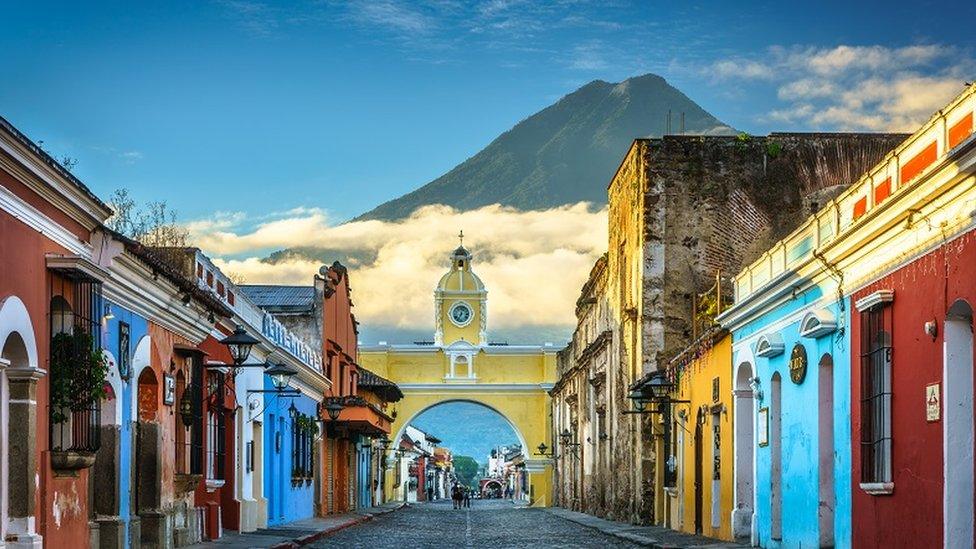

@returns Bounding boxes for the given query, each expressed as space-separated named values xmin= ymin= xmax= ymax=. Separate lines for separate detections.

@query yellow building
xmin=663 ymin=328 xmax=735 ymax=541
xmin=359 ymin=242 xmax=557 ymax=506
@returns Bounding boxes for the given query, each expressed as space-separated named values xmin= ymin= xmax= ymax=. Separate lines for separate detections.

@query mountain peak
xmin=355 ymin=76 xmax=733 ymax=221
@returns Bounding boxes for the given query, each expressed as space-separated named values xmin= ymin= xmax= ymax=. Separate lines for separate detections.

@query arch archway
xmin=386 ymin=396 xmax=545 ymax=505
xmin=0 ymin=295 xmax=42 ymax=545
xmin=732 ymin=358 xmax=756 ymax=542
xmin=390 ymin=398 xmax=529 ymax=454
xmin=818 ymin=354 xmax=835 ymax=547
xmin=129 ymin=335 xmax=151 ymax=423
xmin=944 ymin=299 xmax=974 ymax=549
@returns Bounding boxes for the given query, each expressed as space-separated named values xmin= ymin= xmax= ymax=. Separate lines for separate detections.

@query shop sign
xmin=926 ymin=383 xmax=941 ymax=422
xmin=789 ymin=343 xmax=807 ymax=384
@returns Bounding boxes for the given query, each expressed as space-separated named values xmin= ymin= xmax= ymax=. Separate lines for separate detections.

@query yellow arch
xmin=380 ymin=387 xmax=554 ymax=507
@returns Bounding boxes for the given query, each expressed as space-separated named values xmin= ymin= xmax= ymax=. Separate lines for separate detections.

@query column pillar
xmin=7 ymin=367 xmax=46 ymax=548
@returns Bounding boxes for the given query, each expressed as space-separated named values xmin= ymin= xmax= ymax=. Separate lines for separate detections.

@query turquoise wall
xmin=732 ymin=290 xmax=852 ymax=549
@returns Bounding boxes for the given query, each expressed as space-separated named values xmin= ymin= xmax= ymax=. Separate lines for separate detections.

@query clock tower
xmin=434 ymin=233 xmax=487 ymax=347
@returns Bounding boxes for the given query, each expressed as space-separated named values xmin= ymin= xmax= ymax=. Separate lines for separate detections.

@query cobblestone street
xmin=311 ymin=499 xmax=643 ymax=549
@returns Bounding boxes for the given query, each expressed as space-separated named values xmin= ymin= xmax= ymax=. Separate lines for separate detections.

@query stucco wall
xmin=850 ymin=230 xmax=976 ymax=547
xmin=732 ymin=292 xmax=851 ymax=549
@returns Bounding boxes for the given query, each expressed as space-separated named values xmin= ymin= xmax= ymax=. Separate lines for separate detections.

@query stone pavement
xmin=186 ymin=502 xmax=404 ymax=548
xmin=544 ymin=507 xmax=748 ymax=548
xmin=311 ymin=498 xmax=641 ymax=548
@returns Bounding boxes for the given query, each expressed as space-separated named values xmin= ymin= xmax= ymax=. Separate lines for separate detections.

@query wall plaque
xmin=789 ymin=343 xmax=807 ymax=384
xmin=926 ymin=383 xmax=941 ymax=422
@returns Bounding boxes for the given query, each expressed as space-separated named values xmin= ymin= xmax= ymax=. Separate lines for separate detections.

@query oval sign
xmin=789 ymin=343 xmax=807 ymax=384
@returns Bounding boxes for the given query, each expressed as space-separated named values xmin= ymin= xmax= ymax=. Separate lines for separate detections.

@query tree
xmin=453 ymin=455 xmax=480 ymax=488
xmin=106 ymin=188 xmax=189 ymax=247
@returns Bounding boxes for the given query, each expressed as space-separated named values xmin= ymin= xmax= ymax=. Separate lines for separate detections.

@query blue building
xmin=720 ymin=242 xmax=852 ymax=548
xmin=263 ymin=377 xmax=320 ymax=526
xmin=94 ymin=299 xmax=149 ymax=548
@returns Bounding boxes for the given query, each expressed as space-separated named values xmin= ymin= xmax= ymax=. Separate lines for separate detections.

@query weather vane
xmin=458 ymin=229 xmax=464 ymax=246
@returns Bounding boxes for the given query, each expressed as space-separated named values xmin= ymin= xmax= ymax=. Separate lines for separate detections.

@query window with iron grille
xmin=860 ymin=303 xmax=893 ymax=484
xmin=48 ymin=274 xmax=103 ymax=453
xmin=175 ymin=371 xmax=189 ymax=474
xmin=292 ymin=413 xmax=314 ymax=480
xmin=206 ymin=371 xmax=226 ymax=481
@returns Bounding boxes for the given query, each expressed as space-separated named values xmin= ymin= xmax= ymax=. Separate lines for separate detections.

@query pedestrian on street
xmin=451 ymin=484 xmax=462 ymax=509
xmin=463 ymin=487 xmax=471 ymax=508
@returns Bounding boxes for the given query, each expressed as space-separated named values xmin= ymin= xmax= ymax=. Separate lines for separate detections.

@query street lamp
xmin=219 ymin=325 xmax=259 ymax=370
xmin=628 ymin=387 xmax=649 ymax=412
xmin=645 ymin=370 xmax=674 ymax=400
xmin=265 ymin=362 xmax=298 ymax=391
xmin=288 ymin=402 xmax=299 ymax=420
xmin=324 ymin=400 xmax=344 ymax=421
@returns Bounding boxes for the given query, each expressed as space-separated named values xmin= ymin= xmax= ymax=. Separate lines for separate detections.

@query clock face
xmin=450 ymin=302 xmax=472 ymax=326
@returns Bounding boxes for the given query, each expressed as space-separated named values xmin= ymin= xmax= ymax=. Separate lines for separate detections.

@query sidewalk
xmin=544 ymin=507 xmax=747 ymax=549
xmin=187 ymin=502 xmax=405 ymax=548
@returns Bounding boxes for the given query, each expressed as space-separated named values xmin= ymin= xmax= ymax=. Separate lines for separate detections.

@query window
xmin=48 ymin=274 xmax=103 ymax=453
xmin=206 ymin=271 xmax=214 ymax=287
xmin=292 ymin=412 xmax=315 ymax=480
xmin=216 ymin=281 xmax=225 ymax=297
xmin=227 ymin=290 xmax=235 ymax=306
xmin=246 ymin=440 xmax=254 ymax=473
xmin=118 ymin=321 xmax=131 ymax=379
xmin=860 ymin=303 xmax=893 ymax=486
xmin=206 ymin=371 xmax=226 ymax=481
xmin=175 ymin=371 xmax=189 ymax=474
xmin=197 ymin=262 xmax=204 ymax=278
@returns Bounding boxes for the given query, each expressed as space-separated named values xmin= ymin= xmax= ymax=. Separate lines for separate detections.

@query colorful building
xmin=660 ymin=329 xmax=735 ymax=541
xmin=360 ymin=242 xmax=556 ymax=507
xmin=839 ymin=85 xmax=975 ymax=547
xmin=720 ymin=83 xmax=976 ymax=548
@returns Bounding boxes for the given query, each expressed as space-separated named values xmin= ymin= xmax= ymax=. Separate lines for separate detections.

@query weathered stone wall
xmin=557 ymin=132 xmax=910 ymax=527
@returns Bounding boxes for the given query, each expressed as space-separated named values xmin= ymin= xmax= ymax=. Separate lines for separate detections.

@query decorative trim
xmin=0 ymin=184 xmax=90 ymax=255
xmin=855 ymin=290 xmax=894 ymax=312
xmin=859 ymin=482 xmax=894 ymax=495
xmin=799 ymin=309 xmax=838 ymax=339
xmin=398 ymin=383 xmax=551 ymax=393
xmin=755 ymin=333 xmax=785 ymax=358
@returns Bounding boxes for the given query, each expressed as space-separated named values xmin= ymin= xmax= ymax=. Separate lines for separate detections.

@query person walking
xmin=451 ymin=484 xmax=461 ymax=509
xmin=463 ymin=487 xmax=471 ymax=508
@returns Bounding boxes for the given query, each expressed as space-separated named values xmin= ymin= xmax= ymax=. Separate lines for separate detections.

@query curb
xmin=543 ymin=508 xmax=742 ymax=549
xmin=269 ymin=503 xmax=406 ymax=548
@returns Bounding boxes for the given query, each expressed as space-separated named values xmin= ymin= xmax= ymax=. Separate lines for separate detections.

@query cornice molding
xmin=0 ymin=131 xmax=111 ymax=228
xmin=0 ymin=183 xmax=90 ymax=255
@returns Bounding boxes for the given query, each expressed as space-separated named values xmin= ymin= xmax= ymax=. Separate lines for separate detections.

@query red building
xmin=0 ymin=115 xmax=114 ymax=547
xmin=848 ymin=85 xmax=975 ymax=547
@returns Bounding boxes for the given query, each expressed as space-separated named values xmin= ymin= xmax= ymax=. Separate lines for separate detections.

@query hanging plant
xmin=50 ymin=332 xmax=109 ymax=424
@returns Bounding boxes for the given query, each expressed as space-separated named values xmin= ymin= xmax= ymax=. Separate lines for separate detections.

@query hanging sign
xmin=789 ymin=343 xmax=807 ymax=384
xmin=926 ymin=383 xmax=941 ymax=422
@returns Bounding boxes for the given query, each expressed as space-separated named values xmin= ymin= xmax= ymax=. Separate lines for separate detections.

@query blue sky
xmin=5 ymin=1 xmax=975 ymax=343
xmin=410 ymin=401 xmax=520 ymax=465
xmin=4 ymin=0 xmax=974 ymax=224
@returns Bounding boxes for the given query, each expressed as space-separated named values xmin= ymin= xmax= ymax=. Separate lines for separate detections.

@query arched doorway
xmin=135 ymin=366 xmax=162 ymax=544
xmin=770 ymin=372 xmax=783 ymax=541
xmin=818 ymin=354 xmax=835 ymax=547
xmin=481 ymin=479 xmax=503 ymax=498
xmin=0 ymin=295 xmax=41 ymax=546
xmin=944 ymin=299 xmax=974 ymax=548
xmin=732 ymin=361 xmax=755 ymax=541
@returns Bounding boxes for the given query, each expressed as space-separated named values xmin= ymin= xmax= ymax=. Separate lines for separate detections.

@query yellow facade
xmin=359 ymin=243 xmax=556 ymax=506
xmin=663 ymin=331 xmax=735 ymax=541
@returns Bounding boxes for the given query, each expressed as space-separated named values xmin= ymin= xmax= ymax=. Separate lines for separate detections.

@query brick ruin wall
xmin=647 ymin=133 xmax=908 ymax=362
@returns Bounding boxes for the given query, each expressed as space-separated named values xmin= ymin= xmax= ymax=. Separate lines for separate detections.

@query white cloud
xmin=191 ymin=203 xmax=608 ymax=333
xmin=706 ymin=43 xmax=973 ymax=132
